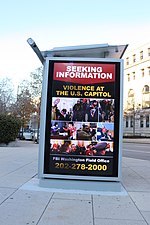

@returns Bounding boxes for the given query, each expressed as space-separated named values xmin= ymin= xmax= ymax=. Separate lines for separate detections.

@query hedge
xmin=0 ymin=114 xmax=21 ymax=144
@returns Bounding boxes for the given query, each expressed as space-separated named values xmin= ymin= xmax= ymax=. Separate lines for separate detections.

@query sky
xmin=0 ymin=0 xmax=150 ymax=90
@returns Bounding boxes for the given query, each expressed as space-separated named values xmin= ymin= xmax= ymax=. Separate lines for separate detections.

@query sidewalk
xmin=123 ymin=138 xmax=150 ymax=144
xmin=0 ymin=141 xmax=150 ymax=225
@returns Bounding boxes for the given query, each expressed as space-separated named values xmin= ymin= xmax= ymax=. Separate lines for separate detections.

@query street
xmin=123 ymin=142 xmax=150 ymax=161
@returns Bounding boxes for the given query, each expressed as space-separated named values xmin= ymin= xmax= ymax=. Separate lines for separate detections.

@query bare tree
xmin=30 ymin=67 xmax=43 ymax=142
xmin=11 ymin=80 xmax=35 ymax=136
xmin=30 ymin=66 xmax=43 ymax=98
xmin=0 ymin=78 xmax=14 ymax=113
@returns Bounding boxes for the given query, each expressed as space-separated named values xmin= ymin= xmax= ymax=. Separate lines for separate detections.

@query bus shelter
xmin=27 ymin=39 xmax=128 ymax=191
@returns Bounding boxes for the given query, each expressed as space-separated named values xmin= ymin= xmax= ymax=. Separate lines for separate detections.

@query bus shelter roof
xmin=42 ymin=43 xmax=128 ymax=59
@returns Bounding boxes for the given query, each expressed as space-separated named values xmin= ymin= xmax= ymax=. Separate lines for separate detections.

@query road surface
xmin=123 ymin=142 xmax=150 ymax=161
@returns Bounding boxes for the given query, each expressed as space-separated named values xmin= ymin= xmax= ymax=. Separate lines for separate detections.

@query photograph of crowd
xmin=97 ymin=123 xmax=114 ymax=141
xmin=51 ymin=121 xmax=97 ymax=141
xmin=51 ymin=97 xmax=114 ymax=123
xmin=50 ymin=140 xmax=113 ymax=156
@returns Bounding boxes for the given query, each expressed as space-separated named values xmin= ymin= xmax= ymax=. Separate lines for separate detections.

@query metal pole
xmin=27 ymin=38 xmax=45 ymax=65
xmin=133 ymin=110 xmax=135 ymax=136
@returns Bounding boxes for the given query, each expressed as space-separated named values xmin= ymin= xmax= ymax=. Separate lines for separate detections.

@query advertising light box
xmin=39 ymin=57 xmax=123 ymax=181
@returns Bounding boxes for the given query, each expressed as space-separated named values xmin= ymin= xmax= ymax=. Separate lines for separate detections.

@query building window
xmin=132 ymin=72 xmax=135 ymax=80
xmin=142 ymin=85 xmax=150 ymax=108
xmin=143 ymin=85 xmax=149 ymax=93
xmin=140 ymin=115 xmax=144 ymax=128
xmin=133 ymin=54 xmax=136 ymax=63
xmin=126 ymin=117 xmax=129 ymax=127
xmin=148 ymin=48 xmax=150 ymax=56
xmin=127 ymin=89 xmax=135 ymax=110
xmin=141 ymin=69 xmax=144 ymax=77
xmin=128 ymin=89 xmax=134 ymax=97
xmin=140 ymin=51 xmax=143 ymax=60
xmin=130 ymin=116 xmax=133 ymax=127
xmin=126 ymin=57 xmax=129 ymax=65
xmin=127 ymin=74 xmax=130 ymax=82
xmin=146 ymin=115 xmax=149 ymax=128
xmin=148 ymin=67 xmax=150 ymax=76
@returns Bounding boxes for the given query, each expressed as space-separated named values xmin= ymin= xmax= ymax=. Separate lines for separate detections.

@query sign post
xmin=38 ymin=57 xmax=123 ymax=186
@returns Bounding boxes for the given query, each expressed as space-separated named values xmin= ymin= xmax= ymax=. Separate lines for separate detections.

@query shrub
xmin=0 ymin=114 xmax=21 ymax=144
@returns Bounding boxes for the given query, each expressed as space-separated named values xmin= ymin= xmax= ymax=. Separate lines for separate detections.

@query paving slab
xmin=141 ymin=211 xmax=150 ymax=225
xmin=129 ymin=192 xmax=150 ymax=211
xmin=131 ymin=166 xmax=150 ymax=180
xmin=122 ymin=167 xmax=150 ymax=192
xmin=0 ymin=187 xmax=16 ymax=204
xmin=10 ymin=161 xmax=38 ymax=177
xmin=0 ymin=161 xmax=37 ymax=179
xmin=0 ymin=159 xmax=31 ymax=178
xmin=53 ymin=192 xmax=92 ymax=201
xmin=95 ymin=218 xmax=147 ymax=225
xmin=37 ymin=198 xmax=93 ymax=225
xmin=93 ymin=195 xmax=144 ymax=221
xmin=0 ymin=190 xmax=53 ymax=225
xmin=0 ymin=174 xmax=34 ymax=189
xmin=122 ymin=157 xmax=150 ymax=167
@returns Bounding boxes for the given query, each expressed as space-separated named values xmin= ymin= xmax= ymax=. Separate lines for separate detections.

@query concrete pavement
xmin=0 ymin=140 xmax=150 ymax=225
xmin=123 ymin=138 xmax=150 ymax=144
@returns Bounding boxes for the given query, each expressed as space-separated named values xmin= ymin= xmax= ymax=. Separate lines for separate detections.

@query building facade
xmin=123 ymin=43 xmax=150 ymax=137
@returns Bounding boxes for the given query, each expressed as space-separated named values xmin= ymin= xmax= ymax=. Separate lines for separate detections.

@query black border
xmin=44 ymin=59 xmax=121 ymax=178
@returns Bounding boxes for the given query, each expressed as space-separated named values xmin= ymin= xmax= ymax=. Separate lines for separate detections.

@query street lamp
xmin=27 ymin=38 xmax=45 ymax=65
xmin=132 ymin=103 xmax=141 ymax=136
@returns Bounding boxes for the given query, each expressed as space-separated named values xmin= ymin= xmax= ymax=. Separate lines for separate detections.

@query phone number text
xmin=54 ymin=163 xmax=107 ymax=171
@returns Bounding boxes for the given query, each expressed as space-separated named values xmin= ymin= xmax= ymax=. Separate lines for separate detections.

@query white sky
xmin=0 ymin=0 xmax=150 ymax=89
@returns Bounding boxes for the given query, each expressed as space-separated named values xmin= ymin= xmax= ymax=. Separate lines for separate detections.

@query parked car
xmin=18 ymin=129 xmax=34 ymax=140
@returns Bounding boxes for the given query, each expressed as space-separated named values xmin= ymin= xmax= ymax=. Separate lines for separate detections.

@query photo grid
xmin=50 ymin=97 xmax=114 ymax=156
